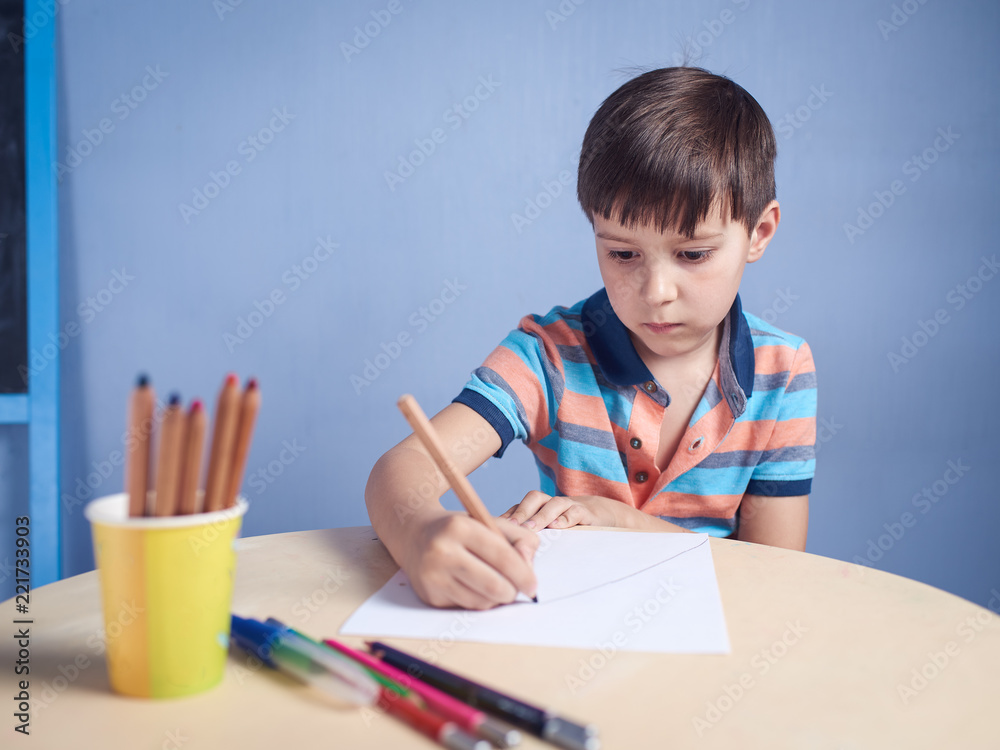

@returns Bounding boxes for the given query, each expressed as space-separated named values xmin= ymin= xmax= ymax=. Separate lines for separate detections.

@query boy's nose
xmin=639 ymin=263 xmax=678 ymax=305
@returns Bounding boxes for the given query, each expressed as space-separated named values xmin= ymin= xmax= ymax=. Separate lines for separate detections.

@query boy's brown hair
xmin=577 ymin=67 xmax=777 ymax=238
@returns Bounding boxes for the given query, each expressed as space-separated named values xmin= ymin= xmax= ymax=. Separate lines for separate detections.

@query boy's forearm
xmin=365 ymin=446 xmax=451 ymax=560
xmin=603 ymin=498 xmax=694 ymax=533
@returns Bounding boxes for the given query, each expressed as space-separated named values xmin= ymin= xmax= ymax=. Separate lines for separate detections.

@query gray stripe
xmin=760 ymin=445 xmax=815 ymax=463
xmin=786 ymin=371 xmax=817 ymax=393
xmin=473 ymin=367 xmax=531 ymax=438
xmin=657 ymin=513 xmax=737 ymax=534
xmin=697 ymin=450 xmax=763 ymax=469
xmin=754 ymin=371 xmax=789 ymax=392
xmin=556 ymin=343 xmax=591 ymax=364
xmin=697 ymin=444 xmax=815 ymax=469
xmin=554 ymin=420 xmax=619 ymax=451
xmin=749 ymin=327 xmax=783 ymax=338
xmin=702 ymin=378 xmax=724 ymax=410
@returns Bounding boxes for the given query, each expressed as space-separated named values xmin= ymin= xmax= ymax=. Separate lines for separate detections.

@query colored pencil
xmin=152 ymin=394 xmax=184 ymax=516
xmin=234 ymin=617 xmax=486 ymax=750
xmin=324 ymin=637 xmax=521 ymax=747
xmin=176 ymin=399 xmax=206 ymax=515
xmin=369 ymin=641 xmax=600 ymax=750
xmin=126 ymin=374 xmax=154 ymax=516
xmin=203 ymin=374 xmax=240 ymax=512
xmin=378 ymin=687 xmax=490 ymax=750
xmin=225 ymin=378 xmax=260 ymax=509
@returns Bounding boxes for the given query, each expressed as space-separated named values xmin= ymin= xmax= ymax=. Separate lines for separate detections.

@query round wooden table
xmin=2 ymin=527 xmax=997 ymax=748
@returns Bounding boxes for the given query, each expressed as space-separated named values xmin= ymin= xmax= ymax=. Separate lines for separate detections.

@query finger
xmin=507 ymin=491 xmax=552 ymax=526
xmin=525 ymin=495 xmax=574 ymax=530
xmin=499 ymin=505 xmax=520 ymax=521
xmin=501 ymin=520 xmax=540 ymax=563
xmin=451 ymin=561 xmax=519 ymax=609
xmin=548 ymin=502 xmax=593 ymax=529
xmin=414 ymin=570 xmax=502 ymax=611
xmin=469 ymin=522 xmax=538 ymax=599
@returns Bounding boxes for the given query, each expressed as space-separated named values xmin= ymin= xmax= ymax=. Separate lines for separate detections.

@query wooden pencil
xmin=152 ymin=394 xmax=184 ymax=516
xmin=396 ymin=394 xmax=500 ymax=533
xmin=176 ymin=399 xmax=206 ymax=515
xmin=126 ymin=374 xmax=154 ymax=517
xmin=224 ymin=378 xmax=260 ymax=509
xmin=204 ymin=374 xmax=240 ymax=512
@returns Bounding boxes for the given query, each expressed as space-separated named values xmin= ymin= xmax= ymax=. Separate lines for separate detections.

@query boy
xmin=366 ymin=67 xmax=816 ymax=610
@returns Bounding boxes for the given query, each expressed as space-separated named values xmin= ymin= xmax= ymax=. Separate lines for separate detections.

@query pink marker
xmin=323 ymin=638 xmax=521 ymax=748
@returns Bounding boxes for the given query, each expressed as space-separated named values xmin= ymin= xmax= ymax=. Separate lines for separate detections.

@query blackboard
xmin=0 ymin=0 xmax=27 ymax=393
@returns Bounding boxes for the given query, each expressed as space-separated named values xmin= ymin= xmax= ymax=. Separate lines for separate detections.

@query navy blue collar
xmin=582 ymin=288 xmax=755 ymax=403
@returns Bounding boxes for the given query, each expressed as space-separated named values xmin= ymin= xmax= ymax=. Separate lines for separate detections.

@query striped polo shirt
xmin=453 ymin=288 xmax=817 ymax=537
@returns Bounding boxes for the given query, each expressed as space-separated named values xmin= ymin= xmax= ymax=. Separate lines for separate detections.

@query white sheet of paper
xmin=340 ymin=530 xmax=730 ymax=654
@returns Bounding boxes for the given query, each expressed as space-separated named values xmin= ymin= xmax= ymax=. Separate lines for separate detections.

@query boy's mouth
xmin=644 ymin=322 xmax=680 ymax=334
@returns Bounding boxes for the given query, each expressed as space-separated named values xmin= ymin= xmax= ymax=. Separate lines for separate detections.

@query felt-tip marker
xmin=369 ymin=641 xmax=600 ymax=750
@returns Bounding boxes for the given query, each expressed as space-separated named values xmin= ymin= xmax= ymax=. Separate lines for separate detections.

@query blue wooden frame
xmin=0 ymin=0 xmax=60 ymax=586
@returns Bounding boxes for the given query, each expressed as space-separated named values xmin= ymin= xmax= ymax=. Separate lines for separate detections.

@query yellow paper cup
xmin=84 ymin=493 xmax=248 ymax=698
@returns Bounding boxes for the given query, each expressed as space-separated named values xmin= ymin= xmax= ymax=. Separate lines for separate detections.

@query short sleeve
xmin=452 ymin=316 xmax=558 ymax=458
xmin=745 ymin=340 xmax=817 ymax=497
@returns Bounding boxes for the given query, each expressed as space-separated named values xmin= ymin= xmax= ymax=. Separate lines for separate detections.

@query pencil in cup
xmin=126 ymin=374 xmax=155 ymax=517
xmin=204 ymin=374 xmax=241 ymax=512
xmin=125 ymin=374 xmax=259 ymax=516
xmin=396 ymin=393 xmax=537 ymax=602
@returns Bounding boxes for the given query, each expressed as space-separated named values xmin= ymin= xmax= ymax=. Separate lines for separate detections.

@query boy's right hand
xmin=400 ymin=511 xmax=539 ymax=610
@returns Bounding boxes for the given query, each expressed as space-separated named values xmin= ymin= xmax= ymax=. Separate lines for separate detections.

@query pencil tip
xmin=532 ymin=595 xmax=539 ymax=604
xmin=225 ymin=373 xmax=238 ymax=386
xmin=246 ymin=377 xmax=258 ymax=390
xmin=136 ymin=373 xmax=150 ymax=387
xmin=190 ymin=399 xmax=203 ymax=412
xmin=168 ymin=392 xmax=181 ymax=406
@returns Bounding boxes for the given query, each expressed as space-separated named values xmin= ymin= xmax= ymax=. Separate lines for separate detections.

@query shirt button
xmin=634 ymin=471 xmax=649 ymax=483
xmin=643 ymin=381 xmax=657 ymax=394
xmin=630 ymin=437 xmax=642 ymax=449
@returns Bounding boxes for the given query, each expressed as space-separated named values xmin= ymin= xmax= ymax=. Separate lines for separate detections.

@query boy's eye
xmin=608 ymin=250 xmax=636 ymax=263
xmin=680 ymin=250 xmax=711 ymax=263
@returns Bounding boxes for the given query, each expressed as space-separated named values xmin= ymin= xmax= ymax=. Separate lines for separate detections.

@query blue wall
xmin=1 ymin=0 xmax=998 ymax=607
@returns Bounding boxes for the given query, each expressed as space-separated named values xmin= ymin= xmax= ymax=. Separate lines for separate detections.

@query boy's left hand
xmin=500 ymin=491 xmax=619 ymax=530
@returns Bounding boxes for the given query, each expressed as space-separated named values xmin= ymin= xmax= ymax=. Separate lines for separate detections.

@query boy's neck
xmin=632 ymin=320 xmax=724 ymax=386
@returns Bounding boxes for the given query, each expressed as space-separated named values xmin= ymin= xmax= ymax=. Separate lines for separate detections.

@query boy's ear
xmin=746 ymin=201 xmax=780 ymax=263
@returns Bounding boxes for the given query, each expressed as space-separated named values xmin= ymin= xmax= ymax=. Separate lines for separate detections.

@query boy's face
xmin=594 ymin=202 xmax=778 ymax=368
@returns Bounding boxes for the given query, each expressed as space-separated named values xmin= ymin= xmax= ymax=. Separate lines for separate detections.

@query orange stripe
xmin=557 ymin=391 xmax=613 ymax=433
xmin=641 ymin=491 xmax=744 ymax=518
xmin=753 ymin=344 xmax=812 ymax=376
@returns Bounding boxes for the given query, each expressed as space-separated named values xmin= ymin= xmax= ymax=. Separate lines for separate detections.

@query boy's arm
xmin=365 ymin=402 xmax=539 ymax=610
xmin=733 ymin=493 xmax=809 ymax=550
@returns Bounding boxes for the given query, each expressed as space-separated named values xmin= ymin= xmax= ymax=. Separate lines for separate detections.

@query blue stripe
xmin=751 ymin=459 xmax=816 ymax=478
xmin=667 ymin=465 xmax=753 ymax=494
xmin=562 ymin=359 xmax=603 ymax=398
xmin=743 ymin=386 xmax=815 ymax=421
